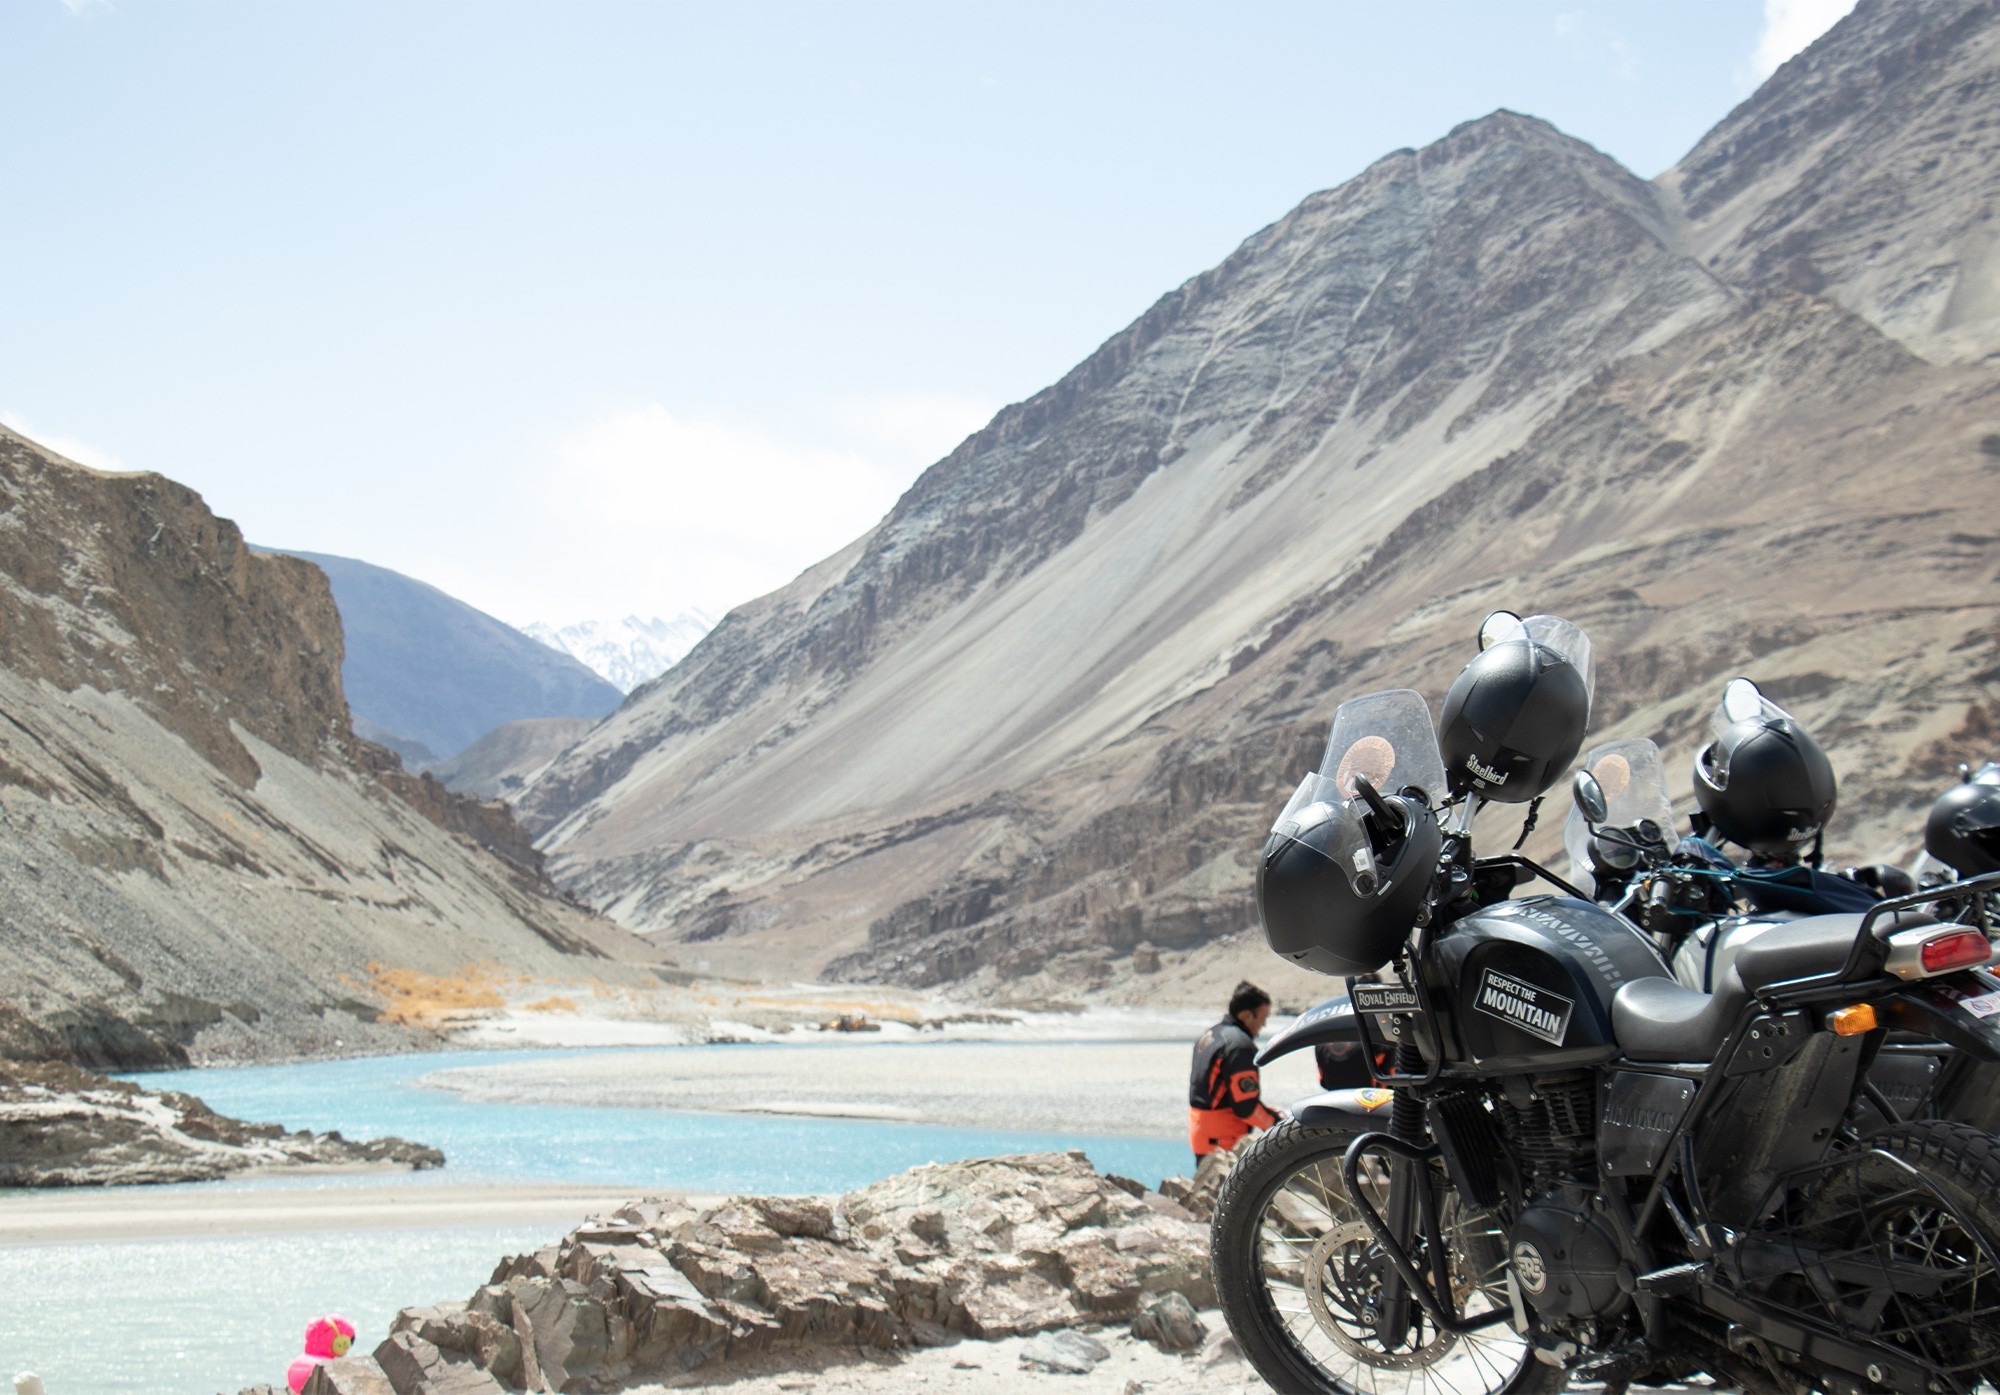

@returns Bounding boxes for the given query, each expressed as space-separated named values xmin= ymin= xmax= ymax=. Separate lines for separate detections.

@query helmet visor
xmin=1268 ymin=773 xmax=1409 ymax=897
xmin=1708 ymin=677 xmax=1795 ymax=743
xmin=1522 ymin=615 xmax=1593 ymax=712
xmin=1705 ymin=678 xmax=1799 ymax=785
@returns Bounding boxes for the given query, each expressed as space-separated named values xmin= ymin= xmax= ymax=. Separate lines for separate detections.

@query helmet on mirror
xmin=1692 ymin=679 xmax=1836 ymax=859
xmin=1439 ymin=612 xmax=1593 ymax=804
xmin=1925 ymin=764 xmax=2000 ymax=877
xmin=1257 ymin=781 xmax=1441 ymax=977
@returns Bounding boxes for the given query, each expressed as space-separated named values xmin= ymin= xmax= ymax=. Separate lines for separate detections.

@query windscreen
xmin=1319 ymin=688 xmax=1447 ymax=807
xmin=1564 ymin=737 xmax=1676 ymax=894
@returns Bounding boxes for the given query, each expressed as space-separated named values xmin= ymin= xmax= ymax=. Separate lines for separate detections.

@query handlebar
xmin=1351 ymin=773 xmax=1405 ymax=836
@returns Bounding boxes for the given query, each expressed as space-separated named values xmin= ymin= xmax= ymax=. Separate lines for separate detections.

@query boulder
xmin=383 ymin=1151 xmax=1227 ymax=1386
xmin=1019 ymin=1328 xmax=1111 ymax=1373
xmin=299 ymin=1358 xmax=395 ymax=1395
xmin=1131 ymin=1290 xmax=1205 ymax=1352
xmin=372 ymin=1331 xmax=507 ymax=1395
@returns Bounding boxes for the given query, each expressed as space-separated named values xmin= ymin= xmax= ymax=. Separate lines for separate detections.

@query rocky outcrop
xmin=352 ymin=739 xmax=554 ymax=885
xmin=518 ymin=0 xmax=2000 ymax=993
xmin=431 ymin=717 xmax=595 ymax=803
xmin=0 ymin=429 xmax=663 ymax=1068
xmin=288 ymin=1151 xmax=1216 ymax=1393
xmin=0 ymin=1057 xmax=440 ymax=1186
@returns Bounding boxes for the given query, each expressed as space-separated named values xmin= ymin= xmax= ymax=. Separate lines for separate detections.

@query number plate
xmin=1351 ymin=981 xmax=1420 ymax=1016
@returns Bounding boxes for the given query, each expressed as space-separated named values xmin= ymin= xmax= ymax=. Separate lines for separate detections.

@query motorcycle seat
xmin=1615 ymin=914 xmax=1916 ymax=1062
xmin=1613 ymin=976 xmax=1739 ymax=1063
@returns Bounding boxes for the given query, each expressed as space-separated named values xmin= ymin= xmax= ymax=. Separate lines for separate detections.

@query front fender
xmin=1291 ymin=1086 xmax=1399 ymax=1128
xmin=1257 ymin=995 xmax=1358 ymax=1066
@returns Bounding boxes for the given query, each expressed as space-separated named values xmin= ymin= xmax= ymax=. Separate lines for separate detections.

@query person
xmin=1188 ymin=981 xmax=1280 ymax=1163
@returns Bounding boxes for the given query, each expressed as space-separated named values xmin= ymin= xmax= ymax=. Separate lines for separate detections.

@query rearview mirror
xmin=1572 ymin=769 xmax=1608 ymax=825
xmin=1478 ymin=610 xmax=1525 ymax=652
xmin=1722 ymin=677 xmax=1765 ymax=725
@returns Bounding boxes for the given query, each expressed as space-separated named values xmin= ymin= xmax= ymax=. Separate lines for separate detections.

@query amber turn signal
xmin=1826 ymin=1003 xmax=1879 ymax=1036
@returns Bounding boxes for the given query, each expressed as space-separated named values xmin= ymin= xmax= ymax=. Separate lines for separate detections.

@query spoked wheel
xmin=1211 ymin=1118 xmax=1561 ymax=1395
xmin=1773 ymin=1121 xmax=2000 ymax=1393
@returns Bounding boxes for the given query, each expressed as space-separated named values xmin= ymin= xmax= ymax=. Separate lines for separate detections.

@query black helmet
xmin=1692 ymin=678 xmax=1836 ymax=859
xmin=1257 ymin=786 xmax=1442 ymax=977
xmin=1259 ymin=688 xmax=1447 ymax=977
xmin=1925 ymin=764 xmax=2000 ymax=876
xmin=1439 ymin=612 xmax=1593 ymax=804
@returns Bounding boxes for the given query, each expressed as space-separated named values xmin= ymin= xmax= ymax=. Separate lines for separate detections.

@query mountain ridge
xmin=528 ymin=0 xmax=2000 ymax=994
xmin=273 ymin=549 xmax=623 ymax=760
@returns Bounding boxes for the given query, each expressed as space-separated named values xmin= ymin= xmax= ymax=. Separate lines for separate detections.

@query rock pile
xmin=0 ymin=1058 xmax=441 ymax=1186
xmin=291 ymin=1150 xmax=1225 ymax=1394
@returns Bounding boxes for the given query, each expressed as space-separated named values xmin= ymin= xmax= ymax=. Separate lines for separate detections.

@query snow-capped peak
xmin=520 ymin=610 xmax=716 ymax=693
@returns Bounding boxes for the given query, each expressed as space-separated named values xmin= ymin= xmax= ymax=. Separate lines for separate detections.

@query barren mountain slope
xmin=435 ymin=716 xmax=597 ymax=800
xmin=1665 ymin=0 xmax=2000 ymax=364
xmin=839 ymin=290 xmax=2000 ymax=994
xmin=525 ymin=0 xmax=2000 ymax=993
xmin=0 ymin=429 xmax=657 ymax=1067
xmin=522 ymin=112 xmax=1732 ymax=964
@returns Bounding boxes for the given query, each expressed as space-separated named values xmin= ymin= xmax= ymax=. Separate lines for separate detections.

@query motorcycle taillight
xmin=1920 ymin=930 xmax=1993 ymax=974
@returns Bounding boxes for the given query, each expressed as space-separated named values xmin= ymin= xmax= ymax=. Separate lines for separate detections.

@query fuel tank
xmin=1431 ymin=896 xmax=1672 ymax=1071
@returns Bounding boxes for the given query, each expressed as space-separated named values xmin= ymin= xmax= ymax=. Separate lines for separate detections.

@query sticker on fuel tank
xmin=1474 ymin=970 xmax=1574 ymax=1046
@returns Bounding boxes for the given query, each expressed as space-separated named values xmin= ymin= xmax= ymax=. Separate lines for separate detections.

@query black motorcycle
xmin=1563 ymin=731 xmax=2000 ymax=1136
xmin=1211 ymin=635 xmax=2000 ymax=1395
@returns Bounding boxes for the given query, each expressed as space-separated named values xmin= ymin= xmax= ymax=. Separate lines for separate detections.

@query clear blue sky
xmin=0 ymin=0 xmax=1849 ymax=626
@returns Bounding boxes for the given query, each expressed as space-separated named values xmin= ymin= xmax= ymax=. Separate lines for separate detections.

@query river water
xmin=0 ymin=1044 xmax=1197 ymax=1394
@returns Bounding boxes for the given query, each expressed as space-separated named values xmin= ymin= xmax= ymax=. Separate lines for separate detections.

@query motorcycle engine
xmin=1507 ymin=1200 xmax=1625 ymax=1319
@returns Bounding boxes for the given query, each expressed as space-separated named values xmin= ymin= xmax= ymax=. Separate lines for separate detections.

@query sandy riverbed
xmin=0 ymin=1178 xmax=682 ymax=1244
xmin=416 ymin=1032 xmax=1324 ymax=1136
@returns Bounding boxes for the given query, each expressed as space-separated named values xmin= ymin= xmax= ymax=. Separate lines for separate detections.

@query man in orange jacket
xmin=1188 ymin=981 xmax=1281 ymax=1163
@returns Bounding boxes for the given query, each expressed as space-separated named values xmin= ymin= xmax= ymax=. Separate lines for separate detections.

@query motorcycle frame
xmin=1324 ymin=871 xmax=2000 ymax=1392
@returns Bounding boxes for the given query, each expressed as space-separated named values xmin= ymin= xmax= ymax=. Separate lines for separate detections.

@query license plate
xmin=1352 ymin=981 xmax=1421 ymax=1015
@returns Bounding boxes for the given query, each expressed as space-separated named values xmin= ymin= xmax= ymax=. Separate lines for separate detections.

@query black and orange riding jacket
xmin=1188 ymin=1015 xmax=1279 ymax=1156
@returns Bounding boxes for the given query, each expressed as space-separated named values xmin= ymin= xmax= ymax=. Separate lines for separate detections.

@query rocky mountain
xmin=273 ymin=550 xmax=624 ymax=761
xmin=522 ymin=612 xmax=717 ymax=693
xmin=434 ymin=716 xmax=597 ymax=801
xmin=0 ymin=428 xmax=659 ymax=1067
xmin=519 ymin=0 xmax=2000 ymax=993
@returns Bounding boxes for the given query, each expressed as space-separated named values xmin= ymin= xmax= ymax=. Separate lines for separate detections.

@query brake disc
xmin=1304 ymin=1220 xmax=1458 ymax=1370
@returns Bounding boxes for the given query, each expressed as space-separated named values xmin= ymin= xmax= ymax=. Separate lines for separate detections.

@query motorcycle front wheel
xmin=1210 ymin=1117 xmax=1561 ymax=1395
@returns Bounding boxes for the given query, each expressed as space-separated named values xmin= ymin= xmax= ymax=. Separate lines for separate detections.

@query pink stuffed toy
xmin=286 ymin=1313 xmax=357 ymax=1394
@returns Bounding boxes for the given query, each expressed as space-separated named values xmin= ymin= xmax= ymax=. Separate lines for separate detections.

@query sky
xmin=0 ymin=0 xmax=1856 ymax=630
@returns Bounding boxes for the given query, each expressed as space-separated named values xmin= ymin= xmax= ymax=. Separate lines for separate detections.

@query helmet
xmin=1439 ymin=612 xmax=1593 ymax=803
xmin=1692 ymin=678 xmax=1836 ymax=859
xmin=1257 ymin=781 xmax=1442 ymax=977
xmin=1925 ymin=763 xmax=2000 ymax=876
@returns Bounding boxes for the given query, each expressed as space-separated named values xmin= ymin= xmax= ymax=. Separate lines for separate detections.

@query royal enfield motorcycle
xmin=1211 ymin=630 xmax=2000 ymax=1395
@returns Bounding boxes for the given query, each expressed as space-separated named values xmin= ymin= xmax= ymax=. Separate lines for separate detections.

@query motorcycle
xmin=1212 ymin=655 xmax=2000 ymax=1394
xmin=1562 ymin=727 xmax=2000 ymax=1135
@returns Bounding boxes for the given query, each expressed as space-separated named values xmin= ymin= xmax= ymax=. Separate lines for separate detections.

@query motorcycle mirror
xmin=1477 ymin=610 xmax=1525 ymax=652
xmin=1572 ymin=769 xmax=1609 ymax=825
xmin=1721 ymin=677 xmax=1765 ymax=726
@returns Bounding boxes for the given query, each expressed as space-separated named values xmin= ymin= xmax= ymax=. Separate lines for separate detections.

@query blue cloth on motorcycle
xmin=1737 ymin=865 xmax=1880 ymax=914
xmin=1675 ymin=836 xmax=1880 ymax=914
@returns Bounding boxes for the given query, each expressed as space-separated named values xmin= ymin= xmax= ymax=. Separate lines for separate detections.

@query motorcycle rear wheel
xmin=1210 ymin=1117 xmax=1562 ymax=1395
xmin=1777 ymin=1119 xmax=2000 ymax=1391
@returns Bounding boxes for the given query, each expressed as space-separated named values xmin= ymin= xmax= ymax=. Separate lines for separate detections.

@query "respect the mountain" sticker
xmin=1473 ymin=969 xmax=1573 ymax=1046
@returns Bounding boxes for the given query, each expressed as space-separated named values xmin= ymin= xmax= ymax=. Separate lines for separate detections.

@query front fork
xmin=1377 ymin=1042 xmax=1429 ymax=1349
